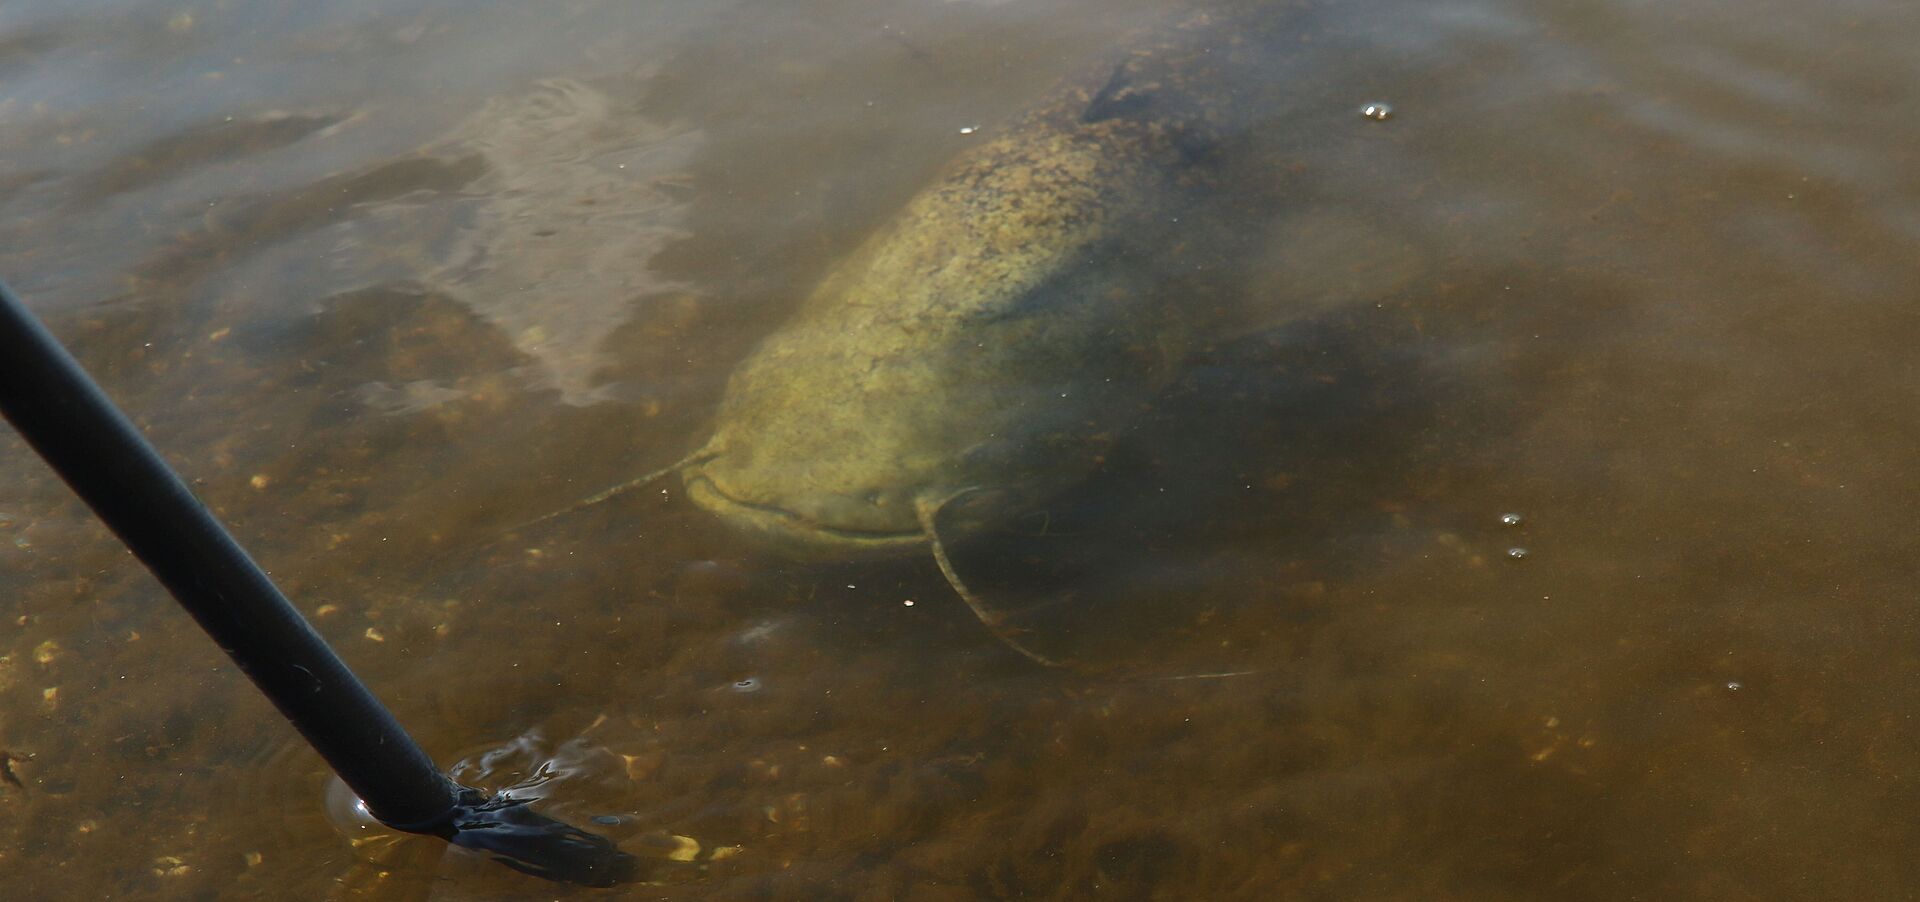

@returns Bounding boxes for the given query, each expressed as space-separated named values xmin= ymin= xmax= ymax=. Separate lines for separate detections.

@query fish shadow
xmin=908 ymin=307 xmax=1499 ymax=670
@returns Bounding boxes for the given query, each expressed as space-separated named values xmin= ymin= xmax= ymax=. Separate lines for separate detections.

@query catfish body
xmin=682 ymin=3 xmax=1302 ymax=558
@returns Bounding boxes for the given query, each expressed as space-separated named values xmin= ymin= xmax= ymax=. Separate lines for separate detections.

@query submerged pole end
xmin=408 ymin=787 xmax=641 ymax=887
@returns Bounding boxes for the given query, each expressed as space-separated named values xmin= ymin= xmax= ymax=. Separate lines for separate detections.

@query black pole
xmin=0 ymin=281 xmax=637 ymax=886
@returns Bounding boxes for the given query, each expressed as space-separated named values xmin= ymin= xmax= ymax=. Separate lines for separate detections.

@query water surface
xmin=2 ymin=0 xmax=1918 ymax=898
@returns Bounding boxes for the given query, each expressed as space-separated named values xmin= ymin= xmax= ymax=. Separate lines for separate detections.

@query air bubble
xmin=1506 ymin=547 xmax=1529 ymax=560
xmin=321 ymin=775 xmax=388 ymax=839
xmin=1360 ymin=102 xmax=1394 ymax=121
xmin=730 ymin=677 xmax=762 ymax=694
xmin=1499 ymin=512 xmax=1523 ymax=526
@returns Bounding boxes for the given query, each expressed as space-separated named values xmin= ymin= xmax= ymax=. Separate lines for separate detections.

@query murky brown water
xmin=3 ymin=0 xmax=1919 ymax=898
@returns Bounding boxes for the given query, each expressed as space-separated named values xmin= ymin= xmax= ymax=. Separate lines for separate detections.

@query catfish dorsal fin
xmin=513 ymin=443 xmax=718 ymax=532
xmin=916 ymin=491 xmax=1066 ymax=668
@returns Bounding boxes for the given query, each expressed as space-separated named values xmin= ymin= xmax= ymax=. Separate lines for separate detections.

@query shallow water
xmin=2 ymin=0 xmax=1919 ymax=898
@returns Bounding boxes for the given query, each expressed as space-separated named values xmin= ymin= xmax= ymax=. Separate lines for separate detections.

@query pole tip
xmin=434 ymin=788 xmax=641 ymax=887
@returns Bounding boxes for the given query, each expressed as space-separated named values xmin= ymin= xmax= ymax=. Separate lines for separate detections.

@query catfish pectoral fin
xmin=916 ymin=492 xmax=1066 ymax=668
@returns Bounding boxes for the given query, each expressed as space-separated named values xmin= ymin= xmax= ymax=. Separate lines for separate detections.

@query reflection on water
xmin=339 ymin=76 xmax=702 ymax=403
xmin=3 ymin=0 xmax=1920 ymax=897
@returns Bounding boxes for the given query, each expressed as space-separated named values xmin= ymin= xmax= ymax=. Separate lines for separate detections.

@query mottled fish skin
xmin=684 ymin=2 xmax=1307 ymax=557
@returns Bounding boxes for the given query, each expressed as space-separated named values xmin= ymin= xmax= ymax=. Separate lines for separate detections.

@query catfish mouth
xmin=683 ymin=472 xmax=927 ymax=554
